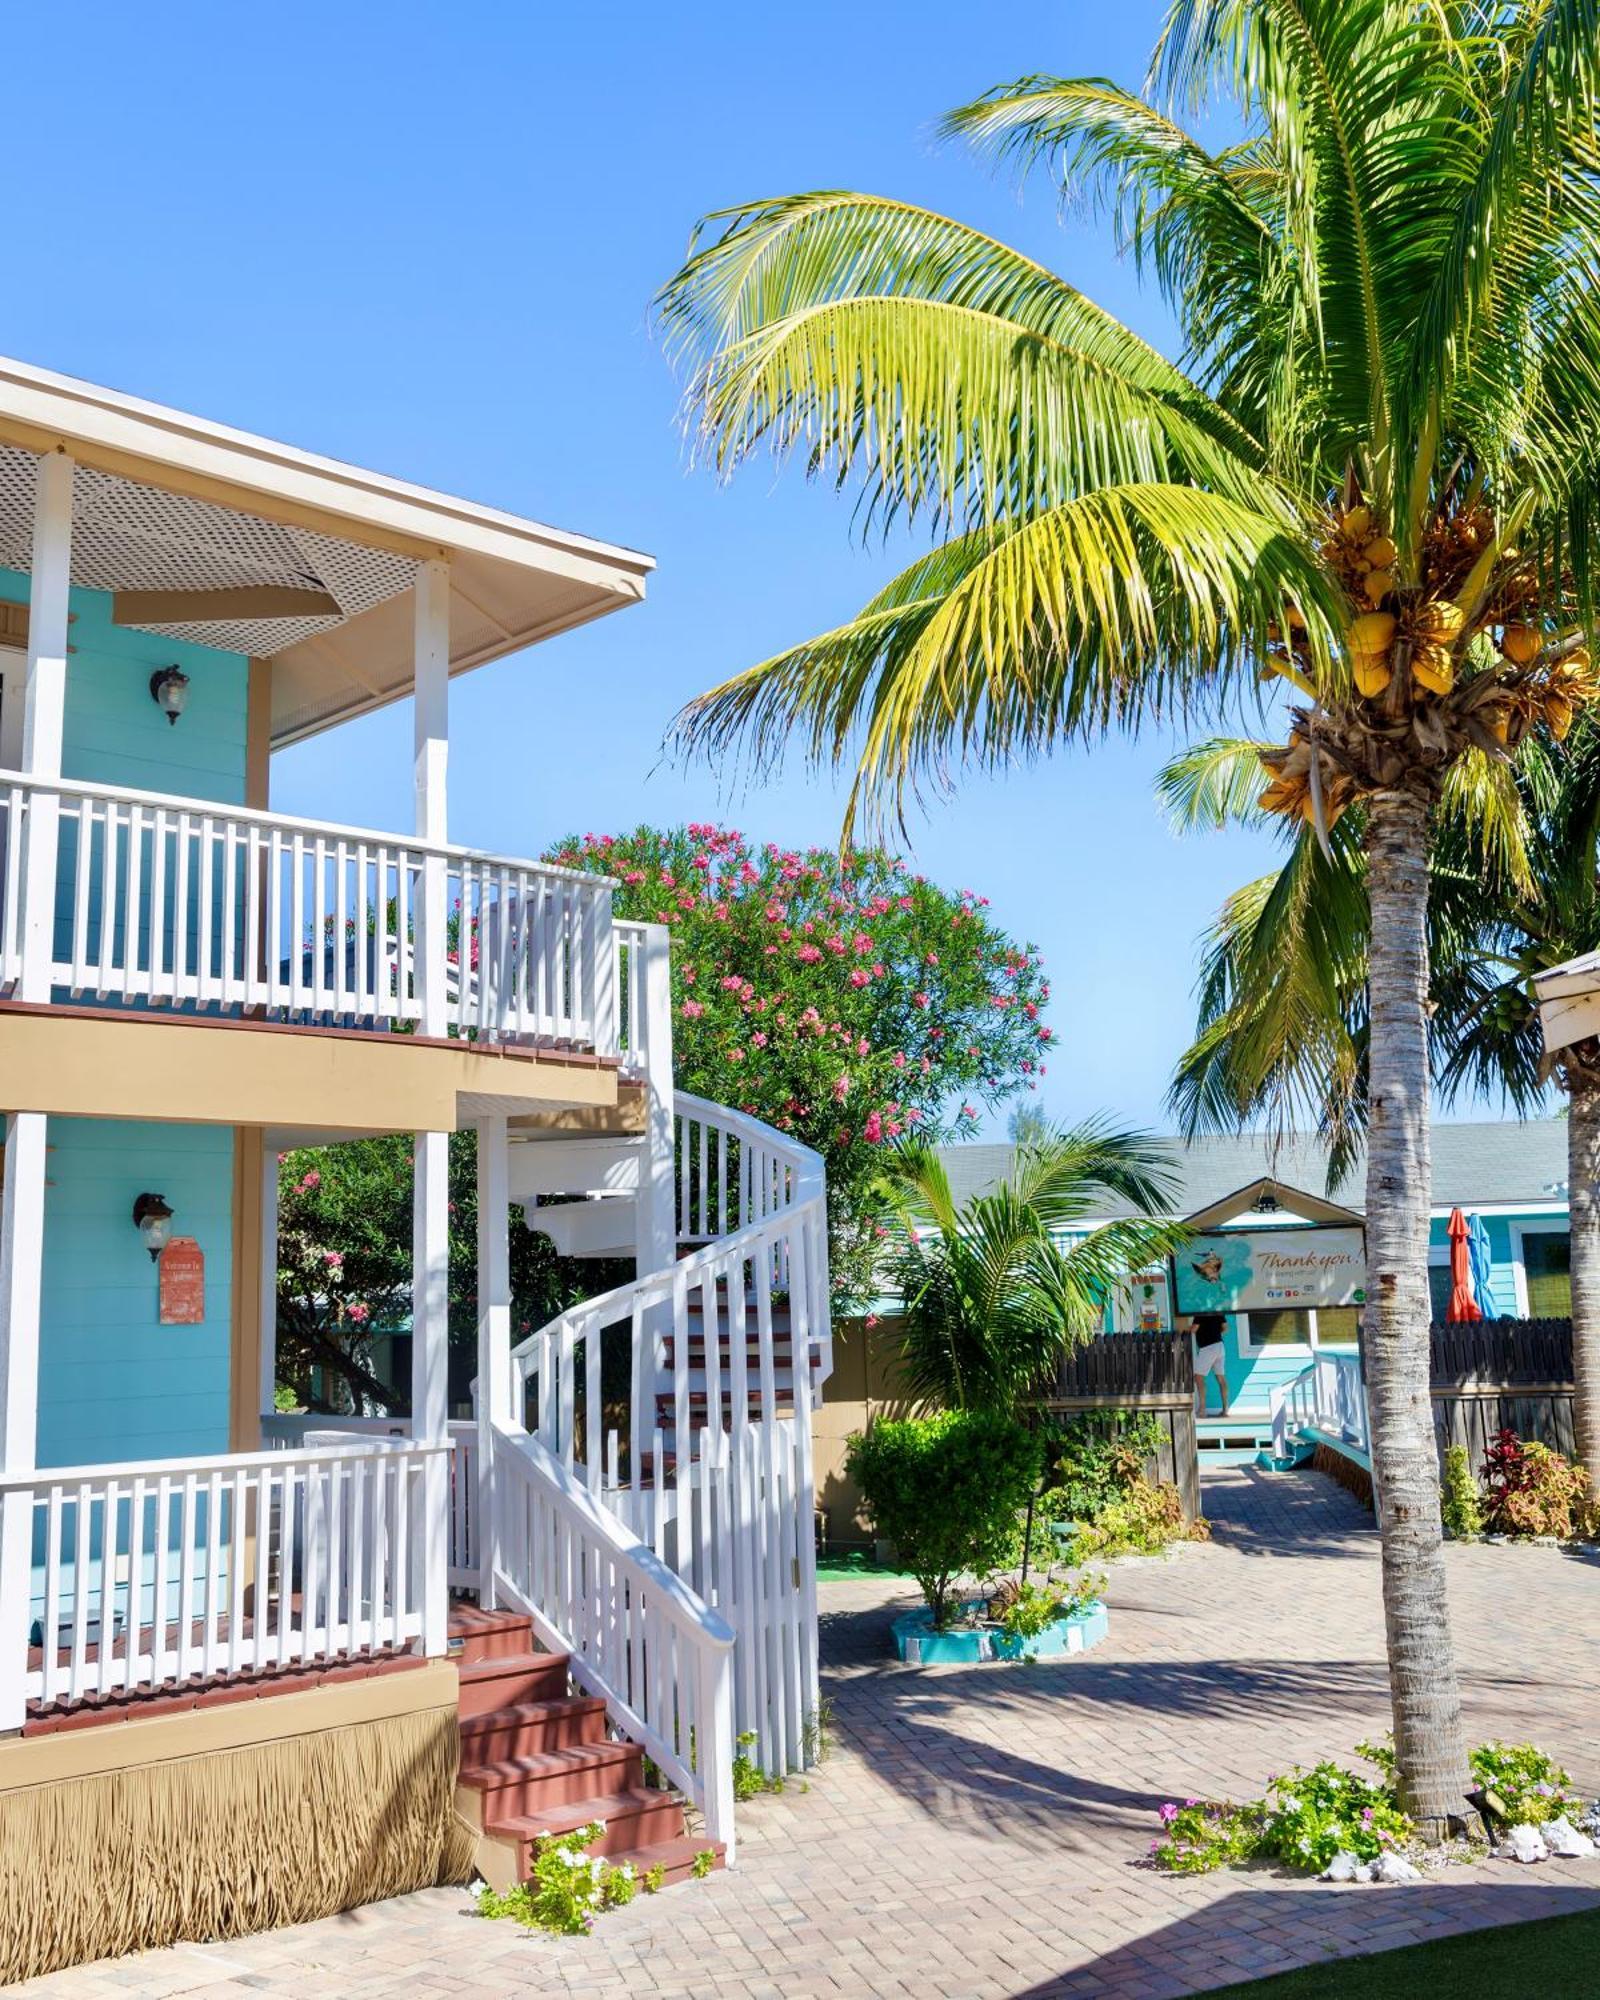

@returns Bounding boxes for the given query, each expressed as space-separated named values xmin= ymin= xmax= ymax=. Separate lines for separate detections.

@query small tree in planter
xmin=846 ymin=1411 xmax=1042 ymax=1628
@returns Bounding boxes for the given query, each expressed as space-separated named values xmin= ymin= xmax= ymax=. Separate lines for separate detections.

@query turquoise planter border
xmin=892 ymin=1598 xmax=1109 ymax=1665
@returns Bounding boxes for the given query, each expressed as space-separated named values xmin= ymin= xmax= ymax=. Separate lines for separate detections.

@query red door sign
xmin=158 ymin=1237 xmax=205 ymax=1325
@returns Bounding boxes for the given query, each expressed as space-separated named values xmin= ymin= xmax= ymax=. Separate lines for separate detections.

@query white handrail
xmin=0 ymin=770 xmax=619 ymax=1051
xmin=3 ymin=1437 xmax=450 ymax=1723
xmin=501 ymin=1089 xmax=829 ymax=1789
xmin=1271 ymin=1351 xmax=1370 ymax=1459
xmin=491 ymin=1424 xmax=737 ymax=1858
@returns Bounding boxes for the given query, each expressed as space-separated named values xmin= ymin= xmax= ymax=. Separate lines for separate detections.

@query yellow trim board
xmin=0 ymin=1007 xmax=619 ymax=1129
xmin=0 ymin=1661 xmax=458 ymax=1793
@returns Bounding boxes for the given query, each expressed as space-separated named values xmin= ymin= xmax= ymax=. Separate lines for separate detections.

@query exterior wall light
xmin=149 ymin=666 xmax=191 ymax=725
xmin=132 ymin=1191 xmax=175 ymax=1261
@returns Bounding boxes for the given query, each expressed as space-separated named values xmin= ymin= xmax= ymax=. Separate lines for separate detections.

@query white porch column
xmin=19 ymin=452 xmax=73 ymax=1003
xmin=634 ymin=923 xmax=678 ymax=1276
xmin=475 ymin=1114 xmax=511 ymax=1607
xmin=413 ymin=1128 xmax=451 ymax=1655
xmin=257 ymin=1140 xmax=280 ymax=1422
xmin=0 ymin=1111 xmax=48 ymax=1728
xmin=412 ymin=560 xmax=450 ymax=1039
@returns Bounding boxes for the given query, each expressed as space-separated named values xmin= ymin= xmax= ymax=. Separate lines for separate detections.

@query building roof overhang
xmin=0 ymin=354 xmax=654 ymax=746
xmin=1183 ymin=1174 xmax=1365 ymax=1230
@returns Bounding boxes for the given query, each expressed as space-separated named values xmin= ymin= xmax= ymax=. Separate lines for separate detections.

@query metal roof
xmin=938 ymin=1118 xmax=1571 ymax=1219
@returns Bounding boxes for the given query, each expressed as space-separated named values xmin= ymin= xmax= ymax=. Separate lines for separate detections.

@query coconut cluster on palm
xmin=1258 ymin=491 xmax=1600 ymax=836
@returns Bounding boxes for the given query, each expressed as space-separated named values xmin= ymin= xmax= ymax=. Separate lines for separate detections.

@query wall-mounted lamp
xmin=132 ymin=1192 xmax=175 ymax=1261
xmin=149 ymin=666 xmax=190 ymax=726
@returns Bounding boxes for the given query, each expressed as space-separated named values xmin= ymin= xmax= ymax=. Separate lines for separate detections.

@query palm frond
xmin=675 ymin=485 xmax=1342 ymax=837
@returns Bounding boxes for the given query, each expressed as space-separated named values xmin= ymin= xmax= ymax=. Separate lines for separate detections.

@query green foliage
xmin=1150 ymin=1800 xmax=1265 ymax=1873
xmin=997 ymin=1580 xmax=1069 ymax=1641
xmin=1440 ymin=1444 xmax=1485 ymax=1539
xmin=691 ymin=1848 xmax=717 ymax=1879
xmin=731 ymin=1729 xmax=785 ymax=1802
xmin=474 ymin=1822 xmax=641 ymax=1934
xmin=846 ymin=1411 xmax=1044 ymax=1627
xmin=879 ymin=1129 xmax=1183 ymax=1414
xmin=1469 ymin=1741 xmax=1581 ymax=1827
xmin=643 ymin=1864 xmax=666 ymax=1895
xmin=1037 ymin=1415 xmax=1203 ymax=1565
xmin=1152 ymin=1760 xmax=1411 ymax=1875
xmin=277 ymin=1132 xmax=627 ymax=1415
xmin=1045 ymin=1415 xmax=1167 ymax=1523
xmin=543 ymin=824 xmax=1050 ymax=1306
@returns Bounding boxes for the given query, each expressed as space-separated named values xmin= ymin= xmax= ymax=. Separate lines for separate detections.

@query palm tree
xmin=1166 ymin=725 xmax=1600 ymax=1501
xmin=657 ymin=6 xmax=1600 ymax=1831
xmin=879 ymin=1122 xmax=1182 ymax=1415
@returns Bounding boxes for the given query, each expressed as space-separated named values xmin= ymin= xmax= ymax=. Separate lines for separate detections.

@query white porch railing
xmin=1271 ymin=1352 xmax=1371 ymax=1462
xmin=1 ymin=1436 xmax=450 ymax=1720
xmin=262 ymin=1415 xmax=479 ymax=1591
xmin=0 ymin=771 xmax=617 ymax=1051
xmin=490 ymin=1423 xmax=737 ymax=1858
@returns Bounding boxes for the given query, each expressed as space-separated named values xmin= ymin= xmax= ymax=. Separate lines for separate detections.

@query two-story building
xmin=0 ymin=357 xmax=830 ymax=1980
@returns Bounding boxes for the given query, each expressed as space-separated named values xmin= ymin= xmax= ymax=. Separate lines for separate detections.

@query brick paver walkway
xmin=21 ymin=1468 xmax=1600 ymax=1998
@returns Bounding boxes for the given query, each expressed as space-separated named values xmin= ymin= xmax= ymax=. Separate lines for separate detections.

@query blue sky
xmin=8 ymin=1 xmax=1297 ymax=1130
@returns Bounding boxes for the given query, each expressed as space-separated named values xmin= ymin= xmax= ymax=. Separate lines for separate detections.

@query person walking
xmin=1190 ymin=1313 xmax=1229 ymax=1418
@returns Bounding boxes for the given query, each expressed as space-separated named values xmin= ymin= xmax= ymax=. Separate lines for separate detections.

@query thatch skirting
xmin=1311 ymin=1441 xmax=1375 ymax=1511
xmin=0 ymin=1706 xmax=476 ymax=1984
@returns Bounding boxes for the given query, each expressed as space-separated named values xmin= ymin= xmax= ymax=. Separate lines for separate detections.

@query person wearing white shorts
xmin=1190 ymin=1313 xmax=1229 ymax=1417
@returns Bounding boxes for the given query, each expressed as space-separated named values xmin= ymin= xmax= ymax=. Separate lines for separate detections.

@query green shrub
xmin=1440 ymin=1443 xmax=1484 ymax=1538
xmin=476 ymin=1822 xmax=640 ymax=1934
xmin=846 ymin=1411 xmax=1043 ymax=1627
xmin=1043 ymin=1414 xmax=1167 ymax=1523
xmin=1151 ymin=1759 xmax=1411 ymax=1875
xmin=1469 ymin=1741 xmax=1580 ymax=1826
xmin=1150 ymin=1799 xmax=1263 ymax=1872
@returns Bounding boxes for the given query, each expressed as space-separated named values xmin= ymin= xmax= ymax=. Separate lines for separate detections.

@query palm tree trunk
xmin=1566 ymin=1068 xmax=1600 ymax=1503
xmin=1363 ymin=787 xmax=1466 ymax=1839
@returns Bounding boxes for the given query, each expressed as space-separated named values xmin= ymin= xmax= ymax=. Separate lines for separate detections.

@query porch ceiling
xmin=0 ymin=355 xmax=654 ymax=748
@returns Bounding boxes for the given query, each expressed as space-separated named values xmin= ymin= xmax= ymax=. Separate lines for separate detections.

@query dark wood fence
xmin=1427 ymin=1317 xmax=1577 ymax=1466
xmin=1040 ymin=1331 xmax=1201 ymax=1521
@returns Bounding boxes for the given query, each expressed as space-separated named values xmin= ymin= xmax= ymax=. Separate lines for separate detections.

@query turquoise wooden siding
xmin=36 ymin=1118 xmax=234 ymax=1468
xmin=0 ymin=567 xmax=249 ymax=802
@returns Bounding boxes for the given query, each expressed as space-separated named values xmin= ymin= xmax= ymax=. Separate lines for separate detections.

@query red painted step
xmin=459 ymin=1693 xmax=608 ymax=1761
xmin=450 ymin=1607 xmax=533 ymax=1665
xmin=494 ymin=1785 xmax=689 ymax=1860
xmin=457 ymin=1652 xmax=571 ymax=1720
xmin=623 ymin=1834 xmax=728 ymax=1886
xmin=460 ymin=1740 xmax=644 ymax=1817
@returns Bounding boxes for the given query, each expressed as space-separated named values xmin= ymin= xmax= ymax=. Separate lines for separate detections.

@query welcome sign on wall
xmin=1173 ymin=1227 xmax=1366 ymax=1315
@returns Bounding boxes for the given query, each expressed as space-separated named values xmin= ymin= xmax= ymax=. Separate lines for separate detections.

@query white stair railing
xmin=501 ymin=1091 xmax=829 ymax=1786
xmin=1271 ymin=1352 xmax=1370 ymax=1461
xmin=491 ymin=1424 xmax=737 ymax=1858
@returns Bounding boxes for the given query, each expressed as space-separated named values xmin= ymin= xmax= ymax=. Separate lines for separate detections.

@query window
xmin=1522 ymin=1231 xmax=1571 ymax=1318
xmin=1246 ymin=1308 xmax=1312 ymax=1346
xmin=1427 ymin=1261 xmax=1454 ymax=1325
xmin=1316 ymin=1306 xmax=1361 ymax=1345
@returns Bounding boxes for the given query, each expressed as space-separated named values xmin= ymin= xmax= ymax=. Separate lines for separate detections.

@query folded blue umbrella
xmin=1467 ymin=1212 xmax=1495 ymax=1320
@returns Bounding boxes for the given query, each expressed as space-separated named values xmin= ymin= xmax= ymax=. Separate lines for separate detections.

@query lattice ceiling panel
xmin=0 ymin=446 xmax=416 ymax=656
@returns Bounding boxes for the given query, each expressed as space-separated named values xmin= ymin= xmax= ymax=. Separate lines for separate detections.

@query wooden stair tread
xmin=458 ymin=1650 xmax=566 ymax=1683
xmin=490 ymin=1785 xmax=679 ymax=1839
xmin=458 ymin=1693 xmax=605 ymax=1739
xmin=458 ymin=1740 xmax=637 ymax=1789
xmin=623 ymin=1834 xmax=727 ymax=1879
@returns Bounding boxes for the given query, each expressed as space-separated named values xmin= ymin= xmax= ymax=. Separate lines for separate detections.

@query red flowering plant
xmin=543 ymin=824 xmax=1053 ymax=1304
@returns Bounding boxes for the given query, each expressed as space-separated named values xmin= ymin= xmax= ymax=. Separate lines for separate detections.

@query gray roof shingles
xmin=938 ymin=1119 xmax=1570 ymax=1219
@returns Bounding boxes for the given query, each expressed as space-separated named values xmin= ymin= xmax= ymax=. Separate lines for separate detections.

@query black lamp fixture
xmin=1250 ymin=1186 xmax=1282 ymax=1215
xmin=132 ymin=1192 xmax=175 ymax=1261
xmin=149 ymin=666 xmax=190 ymax=726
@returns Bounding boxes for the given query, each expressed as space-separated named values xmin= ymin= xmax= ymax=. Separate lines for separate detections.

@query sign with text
xmin=1173 ymin=1226 xmax=1366 ymax=1315
xmin=158 ymin=1237 xmax=205 ymax=1325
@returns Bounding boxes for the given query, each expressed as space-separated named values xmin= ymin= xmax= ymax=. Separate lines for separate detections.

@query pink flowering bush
xmin=545 ymin=825 xmax=1053 ymax=1302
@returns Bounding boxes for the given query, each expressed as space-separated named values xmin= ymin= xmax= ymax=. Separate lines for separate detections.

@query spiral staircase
xmin=463 ymin=922 xmax=832 ymax=1865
